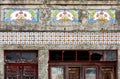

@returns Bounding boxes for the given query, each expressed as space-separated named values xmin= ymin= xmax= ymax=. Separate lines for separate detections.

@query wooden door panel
xmin=5 ymin=65 xmax=37 ymax=79
xmin=6 ymin=66 xmax=19 ymax=79
xmin=23 ymin=66 xmax=36 ymax=79
xmin=102 ymin=67 xmax=114 ymax=79
xmin=68 ymin=67 xmax=80 ymax=79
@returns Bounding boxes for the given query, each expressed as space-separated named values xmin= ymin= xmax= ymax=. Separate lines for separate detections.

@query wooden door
xmin=5 ymin=65 xmax=19 ymax=79
xmin=102 ymin=67 xmax=114 ymax=79
xmin=23 ymin=65 xmax=37 ymax=79
xmin=68 ymin=67 xmax=80 ymax=79
xmin=5 ymin=65 xmax=38 ymax=79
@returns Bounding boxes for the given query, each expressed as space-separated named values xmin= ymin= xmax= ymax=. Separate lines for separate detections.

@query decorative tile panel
xmin=88 ymin=9 xmax=115 ymax=23
xmin=0 ymin=32 xmax=119 ymax=44
xmin=4 ymin=8 xmax=39 ymax=22
xmin=51 ymin=9 xmax=79 ymax=22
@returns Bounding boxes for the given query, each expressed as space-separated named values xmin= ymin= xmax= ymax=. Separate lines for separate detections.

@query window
xmin=49 ymin=50 xmax=117 ymax=62
xmin=6 ymin=52 xmax=20 ymax=61
xmin=77 ymin=51 xmax=89 ymax=60
xmin=5 ymin=50 xmax=38 ymax=63
xmin=64 ymin=50 xmax=76 ymax=61
xmin=104 ymin=51 xmax=117 ymax=61
xmin=49 ymin=50 xmax=117 ymax=79
xmin=49 ymin=50 xmax=62 ymax=61
xmin=90 ymin=51 xmax=102 ymax=61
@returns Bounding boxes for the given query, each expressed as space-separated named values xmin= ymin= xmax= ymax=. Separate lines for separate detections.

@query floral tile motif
xmin=51 ymin=9 xmax=79 ymax=22
xmin=4 ymin=8 xmax=39 ymax=22
xmin=88 ymin=9 xmax=115 ymax=23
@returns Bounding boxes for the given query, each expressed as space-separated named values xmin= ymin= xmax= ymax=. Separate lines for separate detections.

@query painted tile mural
xmin=4 ymin=8 xmax=39 ymax=22
xmin=88 ymin=9 xmax=115 ymax=23
xmin=51 ymin=9 xmax=79 ymax=22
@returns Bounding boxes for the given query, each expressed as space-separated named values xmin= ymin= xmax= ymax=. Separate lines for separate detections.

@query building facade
xmin=0 ymin=0 xmax=120 ymax=79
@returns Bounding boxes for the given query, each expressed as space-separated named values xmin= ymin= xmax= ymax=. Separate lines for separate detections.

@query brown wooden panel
xmin=69 ymin=67 xmax=80 ymax=79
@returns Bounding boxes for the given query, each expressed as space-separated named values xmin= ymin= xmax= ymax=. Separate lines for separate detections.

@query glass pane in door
xmin=51 ymin=67 xmax=64 ymax=79
xmin=85 ymin=68 xmax=96 ymax=79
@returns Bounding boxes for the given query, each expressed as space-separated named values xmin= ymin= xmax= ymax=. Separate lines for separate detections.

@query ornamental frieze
xmin=0 ymin=32 xmax=119 ymax=44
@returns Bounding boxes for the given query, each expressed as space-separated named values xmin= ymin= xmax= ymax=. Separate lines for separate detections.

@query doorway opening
xmin=49 ymin=50 xmax=117 ymax=79
xmin=4 ymin=50 xmax=38 ymax=79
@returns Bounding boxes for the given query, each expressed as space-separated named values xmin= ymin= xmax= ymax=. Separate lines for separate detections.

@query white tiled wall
xmin=0 ymin=32 xmax=119 ymax=44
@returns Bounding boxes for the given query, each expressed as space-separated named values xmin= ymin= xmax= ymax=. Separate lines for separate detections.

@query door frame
xmin=4 ymin=50 xmax=38 ymax=79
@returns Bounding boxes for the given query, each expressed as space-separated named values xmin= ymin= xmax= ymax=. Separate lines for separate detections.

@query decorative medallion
xmin=88 ymin=9 xmax=115 ymax=23
xmin=51 ymin=9 xmax=79 ymax=22
xmin=4 ymin=8 xmax=39 ymax=22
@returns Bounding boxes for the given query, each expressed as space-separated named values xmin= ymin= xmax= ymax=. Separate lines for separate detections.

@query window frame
xmin=84 ymin=66 xmax=98 ymax=79
xmin=49 ymin=66 xmax=65 ymax=79
xmin=4 ymin=50 xmax=38 ymax=79
xmin=49 ymin=50 xmax=117 ymax=62
xmin=4 ymin=50 xmax=38 ymax=64
xmin=49 ymin=50 xmax=118 ymax=79
xmin=49 ymin=63 xmax=117 ymax=79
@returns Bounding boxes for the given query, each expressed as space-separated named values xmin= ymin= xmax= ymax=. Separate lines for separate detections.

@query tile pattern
xmin=51 ymin=9 xmax=79 ymax=22
xmin=0 ymin=32 xmax=119 ymax=44
xmin=4 ymin=8 xmax=39 ymax=22
xmin=88 ymin=9 xmax=116 ymax=23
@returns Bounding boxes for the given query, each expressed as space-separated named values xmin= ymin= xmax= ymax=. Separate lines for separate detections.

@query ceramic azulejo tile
xmin=104 ymin=37 xmax=108 ymax=40
xmin=111 ymin=37 xmax=117 ymax=41
xmin=4 ymin=8 xmax=39 ymax=22
xmin=107 ymin=37 xmax=112 ymax=41
xmin=88 ymin=9 xmax=115 ymax=23
xmin=111 ymin=33 xmax=116 ymax=37
xmin=51 ymin=9 xmax=79 ymax=23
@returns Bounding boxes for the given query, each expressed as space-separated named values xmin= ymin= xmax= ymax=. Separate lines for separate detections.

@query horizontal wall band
xmin=0 ymin=32 xmax=119 ymax=44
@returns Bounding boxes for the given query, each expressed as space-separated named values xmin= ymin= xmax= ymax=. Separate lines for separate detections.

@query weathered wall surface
xmin=0 ymin=5 xmax=120 ymax=31
xmin=0 ymin=0 xmax=120 ymax=79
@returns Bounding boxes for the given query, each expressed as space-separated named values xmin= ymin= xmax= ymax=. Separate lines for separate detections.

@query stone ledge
xmin=0 ymin=0 xmax=43 ymax=4
xmin=47 ymin=1 xmax=119 ymax=4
